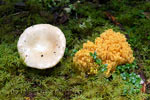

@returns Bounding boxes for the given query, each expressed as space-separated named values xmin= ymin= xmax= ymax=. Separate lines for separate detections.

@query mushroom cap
xmin=17 ymin=24 xmax=66 ymax=69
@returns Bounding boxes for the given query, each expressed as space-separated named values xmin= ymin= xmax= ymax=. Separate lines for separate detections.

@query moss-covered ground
xmin=0 ymin=0 xmax=150 ymax=99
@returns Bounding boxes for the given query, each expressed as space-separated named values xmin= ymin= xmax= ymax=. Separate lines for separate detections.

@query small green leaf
xmin=95 ymin=59 xmax=101 ymax=65
xmin=101 ymin=68 xmax=105 ymax=72
xmin=73 ymin=49 xmax=78 ymax=53
xmin=93 ymin=55 xmax=97 ymax=60
xmin=101 ymin=65 xmax=107 ymax=72
xmin=104 ymin=64 xmax=108 ymax=67
xmin=65 ymin=48 xmax=69 ymax=55
xmin=94 ymin=51 xmax=97 ymax=56
xmin=90 ymin=52 xmax=93 ymax=57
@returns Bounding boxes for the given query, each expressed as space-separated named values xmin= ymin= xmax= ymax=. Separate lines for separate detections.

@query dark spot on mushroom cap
xmin=53 ymin=52 xmax=56 ymax=53
xmin=26 ymin=55 xmax=28 ymax=57
xmin=41 ymin=55 xmax=43 ymax=57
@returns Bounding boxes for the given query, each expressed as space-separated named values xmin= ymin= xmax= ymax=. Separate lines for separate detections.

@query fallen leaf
xmin=146 ymin=79 xmax=150 ymax=93
xmin=59 ymin=13 xmax=69 ymax=24
xmin=142 ymin=12 xmax=150 ymax=19
xmin=105 ymin=12 xmax=125 ymax=31
xmin=137 ymin=63 xmax=146 ymax=82
xmin=141 ymin=83 xmax=146 ymax=93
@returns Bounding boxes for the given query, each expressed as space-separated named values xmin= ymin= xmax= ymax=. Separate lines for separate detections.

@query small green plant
xmin=71 ymin=49 xmax=78 ymax=56
xmin=116 ymin=61 xmax=138 ymax=73
xmin=64 ymin=48 xmax=78 ymax=57
xmin=89 ymin=51 xmax=142 ymax=95
xmin=115 ymin=62 xmax=142 ymax=95
xmin=90 ymin=51 xmax=107 ymax=72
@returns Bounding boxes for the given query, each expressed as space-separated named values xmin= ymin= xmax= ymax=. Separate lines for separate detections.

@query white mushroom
xmin=17 ymin=24 xmax=66 ymax=69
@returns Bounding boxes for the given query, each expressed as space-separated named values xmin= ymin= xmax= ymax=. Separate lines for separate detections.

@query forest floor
xmin=0 ymin=0 xmax=150 ymax=100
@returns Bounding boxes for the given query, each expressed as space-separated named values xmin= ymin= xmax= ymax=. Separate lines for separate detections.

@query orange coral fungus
xmin=73 ymin=29 xmax=134 ymax=76
xmin=73 ymin=49 xmax=98 ymax=74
